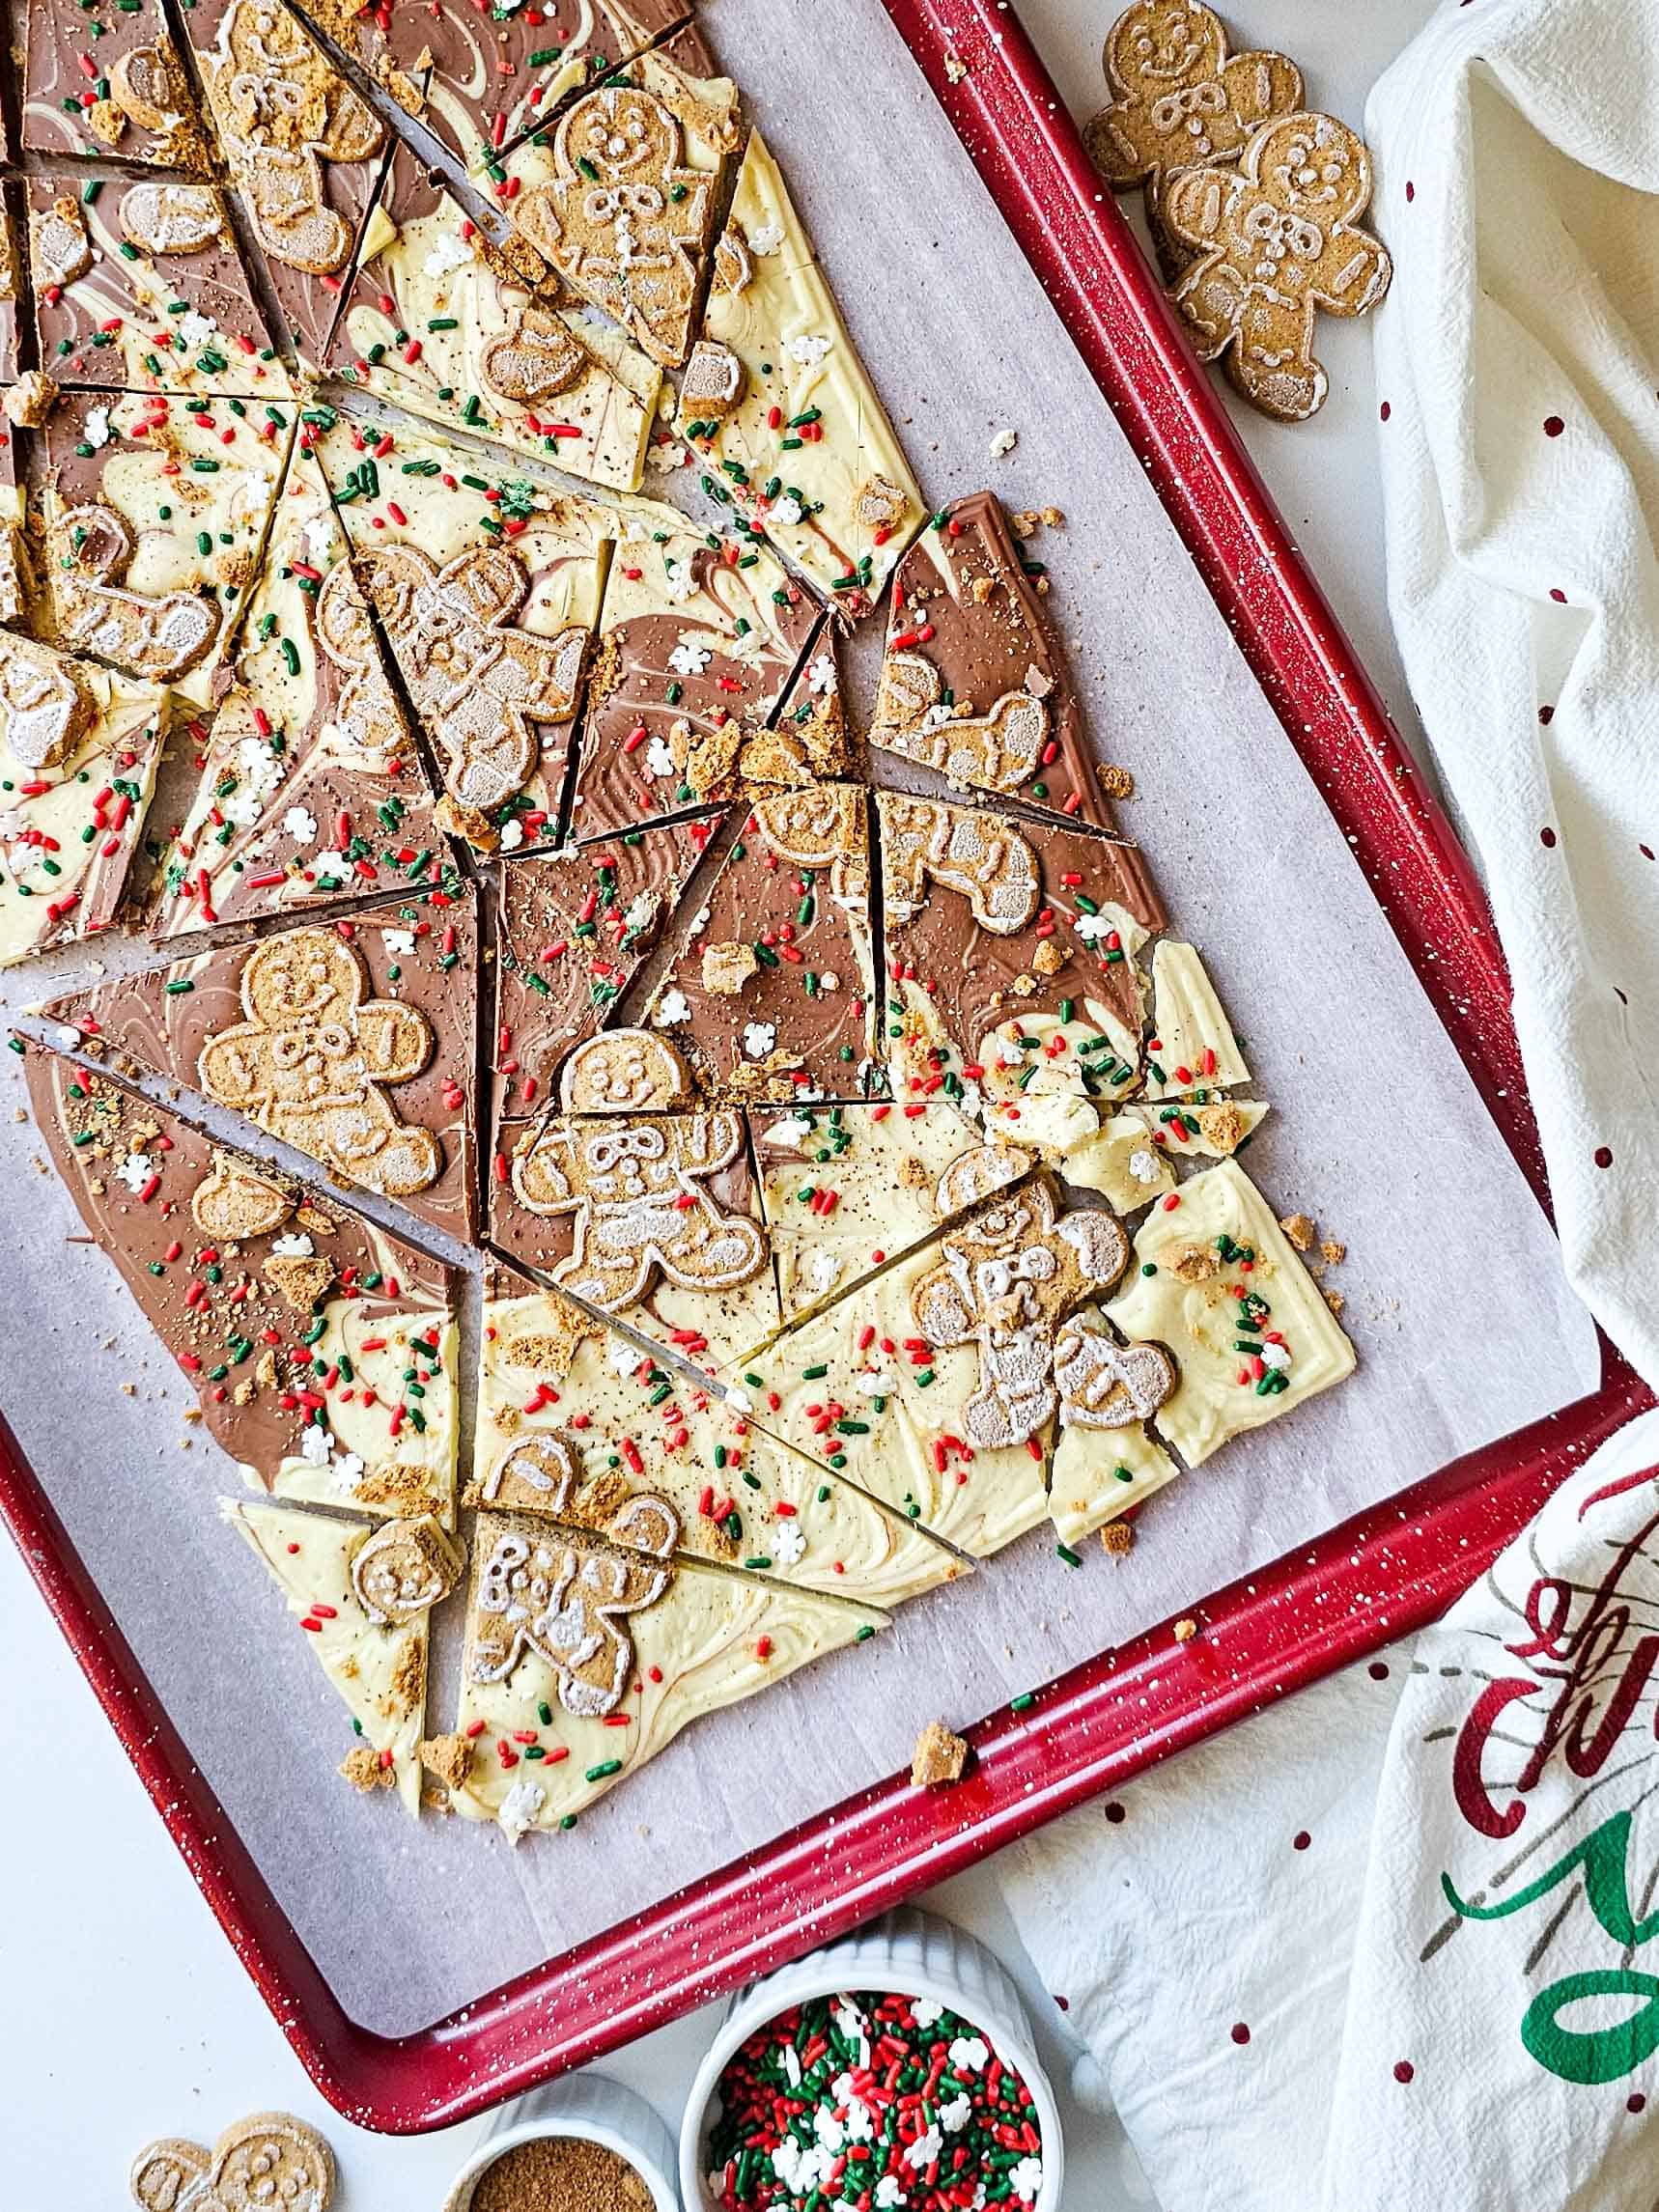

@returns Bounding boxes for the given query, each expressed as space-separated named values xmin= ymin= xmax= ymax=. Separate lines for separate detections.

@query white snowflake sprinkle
xmin=1128 ymin=1147 xmax=1162 ymax=1185
xmin=654 ymin=988 xmax=691 ymax=1027
xmin=423 ymin=230 xmax=472 ymax=279
xmin=940 ymin=2093 xmax=971 ymax=2134
xmin=661 ymin=557 xmax=697 ymax=603
xmin=904 ymin=2127 xmax=942 ymax=2173
xmin=1009 ymin=2156 xmax=1043 ymax=2202
xmin=114 ymin=1151 xmax=153 ymax=1192
xmin=742 ymin=1020 xmax=777 ymax=1060
xmin=668 ymin=639 xmax=713 ymax=677
xmin=912 ymin=1998 xmax=944 ymax=2028
xmin=329 ymin=1451 xmax=365 ymax=1498
xmin=269 ymin=1233 xmax=316 ymax=1258
xmin=382 ymin=929 xmax=416 ymax=956
xmin=786 ymin=332 xmax=832 ymax=368
xmin=771 ymin=1522 xmax=805 ymax=1565
xmin=773 ymin=494 xmax=804 ymax=526
xmin=498 ymin=1778 xmax=546 ymax=1844
xmin=766 ymin=1113 xmax=814 ymax=1149
xmin=644 ymin=735 xmax=678 ymax=779
xmin=83 ymin=405 xmax=113 ymax=449
xmin=748 ymin=220 xmax=785 ymax=254
xmin=1260 ymin=1341 xmax=1292 ymax=1371
xmin=281 ymin=805 xmax=318 ymax=844
xmin=498 ymin=817 xmax=525 ymax=852
xmin=806 ymin=655 xmax=836 ymax=695
xmin=875 ymin=2181 xmax=908 ymax=2210
xmin=1074 ymin=911 xmax=1114 ymax=943
xmin=948 ymin=2034 xmax=990 ymax=2073
xmin=298 ymin=1423 xmax=333 ymax=1468
xmin=177 ymin=310 xmax=218 ymax=350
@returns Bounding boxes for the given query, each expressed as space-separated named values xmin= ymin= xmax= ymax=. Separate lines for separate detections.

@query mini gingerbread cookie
xmin=1083 ymin=2 xmax=1302 ymax=272
xmin=131 ymin=2112 xmax=334 ymax=2212
xmin=1164 ymin=111 xmax=1392 ymax=422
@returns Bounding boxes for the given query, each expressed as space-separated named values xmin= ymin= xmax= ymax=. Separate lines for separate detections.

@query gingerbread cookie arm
xmin=1161 ymin=163 xmax=1244 ymax=256
xmin=196 ymin=1022 xmax=269 ymax=1114
xmin=910 ymin=1258 xmax=977 ymax=1352
xmin=354 ymin=998 xmax=436 ymax=1083
xmin=1311 ymin=228 xmax=1392 ymax=316
xmin=1218 ymin=49 xmax=1304 ymax=133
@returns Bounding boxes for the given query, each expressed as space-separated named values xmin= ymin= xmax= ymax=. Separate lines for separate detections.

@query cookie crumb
xmin=1320 ymin=1238 xmax=1346 ymax=1266
xmin=1100 ymin=1520 xmax=1135 ymax=1557
xmin=911 ymin=1719 xmax=970 ymax=1787
xmin=944 ymin=48 xmax=969 ymax=81
xmin=1279 ymin=1212 xmax=1316 ymax=1252
xmin=339 ymin=1744 xmax=396 ymax=1793
xmin=1173 ymin=1615 xmax=1198 ymax=1644
xmin=418 ymin=1732 xmax=474 ymax=1791
xmin=1324 ymin=1288 xmax=1346 ymax=1316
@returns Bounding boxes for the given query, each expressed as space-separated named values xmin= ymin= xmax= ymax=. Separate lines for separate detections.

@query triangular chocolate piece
xmin=43 ymin=887 xmax=481 ymax=1241
xmin=23 ymin=0 xmax=210 ymax=172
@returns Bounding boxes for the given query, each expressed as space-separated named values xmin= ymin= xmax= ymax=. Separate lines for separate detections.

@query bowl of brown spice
xmin=444 ymin=2074 xmax=680 ymax=2212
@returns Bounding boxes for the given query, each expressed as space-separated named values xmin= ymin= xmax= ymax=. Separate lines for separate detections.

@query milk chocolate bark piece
xmin=317 ymin=411 xmax=611 ymax=854
xmin=478 ymin=1274 xmax=952 ymax=1604
xmin=37 ymin=388 xmax=287 ymax=711
xmin=506 ymin=46 xmax=742 ymax=369
xmin=26 ymin=1050 xmax=460 ymax=1523
xmin=0 ymin=632 xmax=165 ymax=969
xmin=874 ymin=490 xmax=1116 ymax=829
xmin=27 ymin=176 xmax=291 ymax=400
xmin=22 ymin=0 xmax=209 ymax=171
xmin=187 ymin=0 xmax=390 ymax=375
xmin=297 ymin=0 xmax=689 ymax=169
xmin=330 ymin=145 xmax=661 ymax=493
xmin=566 ymin=498 xmax=820 ymax=841
xmin=643 ymin=787 xmax=879 ymax=1104
xmin=0 ymin=210 xmax=20 ymax=387
xmin=878 ymin=793 xmax=1165 ymax=1156
xmin=151 ymin=437 xmax=448 ymax=938
xmin=677 ymin=129 xmax=924 ymax=618
xmin=43 ymin=888 xmax=481 ymax=1242
xmin=492 ymin=815 xmax=722 ymax=1127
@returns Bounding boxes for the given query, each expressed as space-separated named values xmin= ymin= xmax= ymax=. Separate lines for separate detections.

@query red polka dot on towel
xmin=1550 ymin=588 xmax=1568 ymax=602
xmin=1594 ymin=1145 xmax=1614 ymax=1168
xmin=1394 ymin=2060 xmax=1416 ymax=2085
xmin=1540 ymin=826 xmax=1558 ymax=847
xmin=1231 ymin=2023 xmax=1251 ymax=2046
xmin=1544 ymin=416 xmax=1564 ymax=437
xmin=1538 ymin=705 xmax=1555 ymax=724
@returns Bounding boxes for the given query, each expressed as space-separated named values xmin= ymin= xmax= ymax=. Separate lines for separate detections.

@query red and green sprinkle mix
xmin=707 ymin=1989 xmax=1044 ymax=2211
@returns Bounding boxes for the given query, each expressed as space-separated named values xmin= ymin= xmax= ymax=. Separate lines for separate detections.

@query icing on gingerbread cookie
xmin=310 ymin=558 xmax=410 ymax=762
xmin=190 ymin=1149 xmax=297 ymax=1241
xmin=481 ymin=304 xmax=591 ymax=405
xmin=1054 ymin=1314 xmax=1177 ymax=1427
xmin=911 ymin=1162 xmax=1131 ymax=1448
xmin=480 ymin=1434 xmax=583 ymax=1516
xmin=204 ymin=0 xmax=385 ymax=276
xmin=879 ymin=796 xmax=1040 ymax=934
xmin=1164 ymin=111 xmax=1392 ymax=422
xmin=120 ymin=182 xmax=229 ymax=258
xmin=350 ymin=1514 xmax=463 ymax=1626
xmin=1083 ymin=3 xmax=1302 ymax=253
xmin=512 ymin=1106 xmax=768 ymax=1313
xmin=875 ymin=651 xmax=1049 ymax=798
xmin=0 ymin=631 xmax=93 ymax=770
xmin=130 ymin=2112 xmax=334 ymax=2212
xmin=44 ymin=505 xmax=220 ymax=684
xmin=197 ymin=930 xmax=442 ymax=1199
xmin=470 ymin=1506 xmax=679 ymax=1715
xmin=343 ymin=542 xmax=587 ymax=814
xmin=514 ymin=83 xmax=716 ymax=367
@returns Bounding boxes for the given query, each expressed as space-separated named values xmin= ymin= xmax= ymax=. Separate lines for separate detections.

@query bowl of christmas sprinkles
xmin=681 ymin=1909 xmax=1061 ymax=2212
xmin=444 ymin=2073 xmax=680 ymax=2212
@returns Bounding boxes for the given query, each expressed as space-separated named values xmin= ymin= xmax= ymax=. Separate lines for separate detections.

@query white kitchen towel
xmin=1000 ymin=2 xmax=1659 ymax=2205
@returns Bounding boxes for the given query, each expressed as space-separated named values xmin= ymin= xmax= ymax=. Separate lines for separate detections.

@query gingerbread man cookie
xmin=310 ymin=557 xmax=409 ymax=763
xmin=197 ymin=930 xmax=442 ymax=1199
xmin=753 ymin=784 xmax=870 ymax=910
xmin=479 ymin=1434 xmax=583 ymax=1516
xmin=130 ymin=2112 xmax=333 ymax=2212
xmin=470 ymin=1505 xmax=679 ymax=1716
xmin=1054 ymin=1313 xmax=1177 ymax=1427
xmin=120 ymin=182 xmax=230 ymax=258
xmin=190 ymin=1149 xmax=298 ymax=1242
xmin=512 ymin=1106 xmax=768 ymax=1314
xmin=0 ymin=631 xmax=93 ymax=771
xmin=1083 ymin=2 xmax=1302 ymax=270
xmin=912 ymin=1161 xmax=1130 ymax=1449
xmin=346 ymin=542 xmax=587 ymax=815
xmin=515 ymin=83 xmax=716 ymax=367
xmin=44 ymin=505 xmax=220 ymax=684
xmin=204 ymin=0 xmax=385 ymax=276
xmin=879 ymin=796 xmax=1040 ymax=934
xmin=1164 ymin=111 xmax=1392 ymax=422
xmin=875 ymin=652 xmax=1050 ymax=798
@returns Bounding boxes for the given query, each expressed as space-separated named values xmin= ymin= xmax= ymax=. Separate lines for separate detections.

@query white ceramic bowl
xmin=678 ymin=1908 xmax=1063 ymax=2212
xmin=444 ymin=2071 xmax=681 ymax=2212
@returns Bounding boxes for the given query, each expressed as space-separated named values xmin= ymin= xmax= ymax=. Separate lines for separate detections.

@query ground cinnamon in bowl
xmin=468 ymin=2135 xmax=655 ymax=2212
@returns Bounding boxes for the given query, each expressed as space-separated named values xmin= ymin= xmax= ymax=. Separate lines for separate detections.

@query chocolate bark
xmin=22 ymin=0 xmax=209 ymax=171
xmin=296 ymin=0 xmax=689 ymax=169
xmin=877 ymin=792 xmax=1166 ymax=1152
xmin=36 ymin=387 xmax=287 ymax=711
xmin=151 ymin=436 xmax=449 ymax=938
xmin=643 ymin=786 xmax=880 ymax=1104
xmin=27 ymin=175 xmax=290 ymax=400
xmin=492 ymin=815 xmax=722 ymax=1128
xmin=43 ymin=888 xmax=480 ymax=1242
xmin=873 ymin=491 xmax=1117 ymax=829
xmin=330 ymin=145 xmax=661 ymax=493
xmin=565 ymin=499 xmax=820 ymax=843
xmin=317 ymin=410 xmax=611 ymax=854
xmin=734 ymin=619 xmax=855 ymax=789
xmin=186 ymin=0 xmax=391 ymax=375
xmin=25 ymin=1050 xmax=460 ymax=1523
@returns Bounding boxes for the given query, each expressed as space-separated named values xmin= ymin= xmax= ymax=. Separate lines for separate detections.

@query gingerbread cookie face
xmin=511 ymin=1106 xmax=769 ymax=1314
xmin=910 ymin=1171 xmax=1130 ymax=1449
xmin=1165 ymin=111 xmax=1392 ymax=422
xmin=561 ymin=1027 xmax=694 ymax=1114
xmin=349 ymin=1513 xmax=464 ymax=1626
xmin=131 ymin=2111 xmax=334 ymax=2212
xmin=468 ymin=1508 xmax=677 ymax=1715
xmin=1054 ymin=1314 xmax=1177 ymax=1428
xmin=514 ymin=82 xmax=717 ymax=367
xmin=197 ymin=929 xmax=443 ymax=1203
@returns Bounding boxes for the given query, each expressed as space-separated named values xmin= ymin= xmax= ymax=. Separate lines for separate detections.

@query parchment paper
xmin=0 ymin=0 xmax=1599 ymax=2038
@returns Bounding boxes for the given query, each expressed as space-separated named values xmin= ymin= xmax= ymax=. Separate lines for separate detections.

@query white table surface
xmin=0 ymin=2 xmax=1437 ymax=2203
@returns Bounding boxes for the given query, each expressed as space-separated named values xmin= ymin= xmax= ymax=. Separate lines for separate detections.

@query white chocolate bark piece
xmin=317 ymin=411 xmax=613 ymax=851
xmin=751 ymin=1101 xmax=1032 ymax=1327
xmin=37 ymin=389 xmax=286 ymax=709
xmin=272 ymin=1297 xmax=460 ymax=1527
xmin=450 ymin=1513 xmax=886 ymax=1838
xmin=221 ymin=1498 xmax=437 ymax=1815
xmin=677 ymin=130 xmax=924 ymax=616
xmin=1141 ymin=940 xmax=1251 ymax=1098
xmin=0 ymin=634 xmax=164 ymax=968
xmin=336 ymin=154 xmax=661 ymax=492
xmin=1105 ymin=1160 xmax=1355 ymax=1465
xmin=478 ymin=1291 xmax=959 ymax=1606
xmin=1050 ymin=1412 xmax=1180 ymax=1547
xmin=1063 ymin=1100 xmax=1269 ymax=1210
xmin=729 ymin=1244 xmax=1053 ymax=1564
